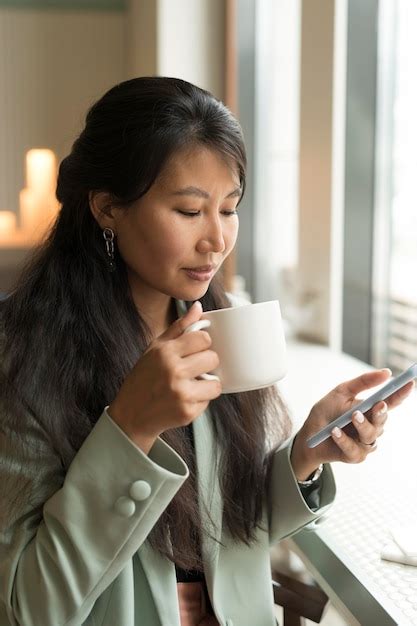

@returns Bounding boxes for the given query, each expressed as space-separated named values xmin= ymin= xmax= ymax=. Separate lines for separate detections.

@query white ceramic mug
xmin=183 ymin=300 xmax=287 ymax=394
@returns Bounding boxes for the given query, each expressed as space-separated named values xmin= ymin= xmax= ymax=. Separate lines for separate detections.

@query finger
xmin=331 ymin=426 xmax=375 ymax=460
xmin=175 ymin=329 xmax=213 ymax=357
xmin=181 ymin=350 xmax=220 ymax=379
xmin=382 ymin=380 xmax=415 ymax=411
xmin=335 ymin=369 xmax=392 ymax=399
xmin=186 ymin=378 xmax=222 ymax=403
xmin=366 ymin=400 xmax=388 ymax=426
xmin=352 ymin=411 xmax=380 ymax=444
xmin=159 ymin=300 xmax=203 ymax=340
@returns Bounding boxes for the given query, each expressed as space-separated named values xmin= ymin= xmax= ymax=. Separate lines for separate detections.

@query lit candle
xmin=0 ymin=210 xmax=17 ymax=243
xmin=26 ymin=149 xmax=57 ymax=196
xmin=19 ymin=148 xmax=59 ymax=242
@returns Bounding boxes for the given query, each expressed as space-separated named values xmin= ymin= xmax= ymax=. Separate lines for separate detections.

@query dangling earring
xmin=103 ymin=227 xmax=116 ymax=272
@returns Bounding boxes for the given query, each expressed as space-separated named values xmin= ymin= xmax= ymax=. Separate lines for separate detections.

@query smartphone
xmin=306 ymin=362 xmax=417 ymax=448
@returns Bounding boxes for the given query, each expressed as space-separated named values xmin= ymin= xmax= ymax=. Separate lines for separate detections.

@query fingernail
xmin=190 ymin=301 xmax=202 ymax=312
xmin=381 ymin=368 xmax=392 ymax=376
xmin=378 ymin=402 xmax=387 ymax=415
xmin=354 ymin=411 xmax=364 ymax=423
xmin=332 ymin=427 xmax=342 ymax=438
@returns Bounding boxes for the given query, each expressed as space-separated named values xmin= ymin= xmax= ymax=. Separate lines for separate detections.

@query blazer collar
xmin=175 ymin=298 xmax=188 ymax=317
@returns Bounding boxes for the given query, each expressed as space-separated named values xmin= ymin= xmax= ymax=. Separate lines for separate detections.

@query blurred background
xmin=0 ymin=0 xmax=416 ymax=373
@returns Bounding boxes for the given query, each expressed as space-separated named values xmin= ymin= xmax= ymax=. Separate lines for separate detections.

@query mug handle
xmin=183 ymin=319 xmax=220 ymax=382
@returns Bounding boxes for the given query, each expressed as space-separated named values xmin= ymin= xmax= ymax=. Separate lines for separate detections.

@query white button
xmin=129 ymin=480 xmax=152 ymax=501
xmin=114 ymin=496 xmax=136 ymax=517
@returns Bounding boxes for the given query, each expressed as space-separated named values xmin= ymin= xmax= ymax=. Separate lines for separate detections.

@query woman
xmin=0 ymin=77 xmax=413 ymax=626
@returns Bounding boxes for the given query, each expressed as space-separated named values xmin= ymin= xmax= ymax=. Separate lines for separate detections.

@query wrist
xmin=290 ymin=432 xmax=322 ymax=481
xmin=107 ymin=401 xmax=158 ymax=455
xmin=297 ymin=463 xmax=324 ymax=486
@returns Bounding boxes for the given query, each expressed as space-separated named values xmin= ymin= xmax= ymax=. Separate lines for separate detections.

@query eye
xmin=175 ymin=210 xmax=238 ymax=217
xmin=176 ymin=210 xmax=200 ymax=217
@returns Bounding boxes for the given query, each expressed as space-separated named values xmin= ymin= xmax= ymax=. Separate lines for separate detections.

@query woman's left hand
xmin=290 ymin=368 xmax=415 ymax=481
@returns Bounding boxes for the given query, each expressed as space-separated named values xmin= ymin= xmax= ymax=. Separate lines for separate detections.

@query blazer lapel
xmin=137 ymin=541 xmax=181 ymax=626
xmin=136 ymin=415 xmax=224 ymax=626
xmin=192 ymin=410 xmax=223 ymax=596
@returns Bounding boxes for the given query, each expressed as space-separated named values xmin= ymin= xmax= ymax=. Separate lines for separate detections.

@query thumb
xmin=159 ymin=301 xmax=203 ymax=341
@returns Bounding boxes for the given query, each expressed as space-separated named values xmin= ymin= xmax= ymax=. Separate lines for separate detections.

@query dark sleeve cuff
xmin=298 ymin=478 xmax=323 ymax=512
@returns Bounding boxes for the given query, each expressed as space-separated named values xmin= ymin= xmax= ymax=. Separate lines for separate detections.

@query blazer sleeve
xmin=267 ymin=436 xmax=336 ymax=545
xmin=0 ymin=407 xmax=188 ymax=626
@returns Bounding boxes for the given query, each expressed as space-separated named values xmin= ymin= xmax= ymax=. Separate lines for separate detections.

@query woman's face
xmin=113 ymin=145 xmax=241 ymax=303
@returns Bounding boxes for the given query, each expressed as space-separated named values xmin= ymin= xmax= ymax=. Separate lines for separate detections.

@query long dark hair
xmin=0 ymin=77 xmax=291 ymax=569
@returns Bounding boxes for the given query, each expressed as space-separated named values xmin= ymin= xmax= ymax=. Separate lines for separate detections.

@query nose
xmin=196 ymin=215 xmax=226 ymax=254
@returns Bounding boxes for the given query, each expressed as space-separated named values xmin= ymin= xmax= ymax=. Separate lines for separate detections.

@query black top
xmin=175 ymin=565 xmax=204 ymax=583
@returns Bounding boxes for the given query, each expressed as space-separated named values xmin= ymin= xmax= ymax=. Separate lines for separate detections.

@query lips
xmin=184 ymin=265 xmax=215 ymax=282
xmin=185 ymin=265 xmax=215 ymax=272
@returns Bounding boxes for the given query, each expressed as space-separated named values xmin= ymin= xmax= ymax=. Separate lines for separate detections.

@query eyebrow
xmin=170 ymin=185 xmax=242 ymax=200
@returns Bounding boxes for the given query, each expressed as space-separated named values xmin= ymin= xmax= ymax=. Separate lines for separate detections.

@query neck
xmin=130 ymin=289 xmax=177 ymax=338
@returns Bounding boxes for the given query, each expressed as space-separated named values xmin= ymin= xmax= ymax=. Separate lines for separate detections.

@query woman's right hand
xmin=107 ymin=301 xmax=221 ymax=453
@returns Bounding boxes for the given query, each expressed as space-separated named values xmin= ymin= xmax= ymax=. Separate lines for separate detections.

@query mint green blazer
xmin=0 ymin=408 xmax=336 ymax=626
xmin=0 ymin=297 xmax=336 ymax=626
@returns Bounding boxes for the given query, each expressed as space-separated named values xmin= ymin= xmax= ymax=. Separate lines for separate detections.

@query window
xmin=373 ymin=0 xmax=417 ymax=372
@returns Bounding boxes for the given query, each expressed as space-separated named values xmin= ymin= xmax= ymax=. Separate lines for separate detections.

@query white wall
xmin=127 ymin=0 xmax=224 ymax=100
xmin=158 ymin=0 xmax=224 ymax=99
xmin=0 ymin=7 xmax=126 ymax=216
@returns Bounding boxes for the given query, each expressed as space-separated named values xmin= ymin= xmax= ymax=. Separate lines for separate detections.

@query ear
xmin=89 ymin=191 xmax=119 ymax=231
